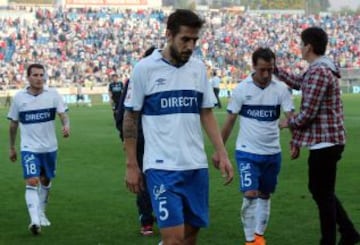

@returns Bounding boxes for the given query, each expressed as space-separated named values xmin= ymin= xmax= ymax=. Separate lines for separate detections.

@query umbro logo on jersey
xmin=155 ymin=78 xmax=166 ymax=86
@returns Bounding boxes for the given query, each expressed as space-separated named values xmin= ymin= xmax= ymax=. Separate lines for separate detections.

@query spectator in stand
xmin=0 ymin=7 xmax=359 ymax=90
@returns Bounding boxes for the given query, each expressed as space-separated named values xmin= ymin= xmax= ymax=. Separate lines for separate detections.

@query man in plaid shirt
xmin=278 ymin=27 xmax=359 ymax=245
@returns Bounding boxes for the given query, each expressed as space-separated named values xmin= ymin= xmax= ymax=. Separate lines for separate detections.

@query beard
xmin=169 ymin=44 xmax=192 ymax=65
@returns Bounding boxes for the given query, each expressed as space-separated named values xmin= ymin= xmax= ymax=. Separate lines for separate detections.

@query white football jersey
xmin=124 ymin=49 xmax=216 ymax=172
xmin=7 ymin=87 xmax=67 ymax=152
xmin=227 ymin=75 xmax=294 ymax=155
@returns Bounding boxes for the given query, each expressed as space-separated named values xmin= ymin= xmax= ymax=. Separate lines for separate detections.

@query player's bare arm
xmin=9 ymin=120 xmax=19 ymax=162
xmin=279 ymin=112 xmax=300 ymax=159
xmin=123 ymin=110 xmax=143 ymax=193
xmin=279 ymin=111 xmax=295 ymax=129
xmin=59 ymin=112 xmax=70 ymax=138
xmin=281 ymin=111 xmax=300 ymax=159
xmin=200 ymin=108 xmax=234 ymax=185
xmin=221 ymin=113 xmax=237 ymax=145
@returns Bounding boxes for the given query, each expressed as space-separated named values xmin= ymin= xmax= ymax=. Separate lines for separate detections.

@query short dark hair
xmin=27 ymin=63 xmax=45 ymax=77
xmin=301 ymin=27 xmax=328 ymax=55
xmin=252 ymin=47 xmax=276 ymax=66
xmin=166 ymin=9 xmax=204 ymax=36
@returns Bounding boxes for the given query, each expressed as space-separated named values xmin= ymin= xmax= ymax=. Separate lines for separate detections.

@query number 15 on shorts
xmin=241 ymin=171 xmax=252 ymax=188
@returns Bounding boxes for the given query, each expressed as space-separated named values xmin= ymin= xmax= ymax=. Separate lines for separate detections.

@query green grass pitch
xmin=0 ymin=94 xmax=359 ymax=245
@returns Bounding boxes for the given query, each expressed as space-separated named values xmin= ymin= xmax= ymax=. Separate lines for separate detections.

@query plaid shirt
xmin=277 ymin=58 xmax=346 ymax=148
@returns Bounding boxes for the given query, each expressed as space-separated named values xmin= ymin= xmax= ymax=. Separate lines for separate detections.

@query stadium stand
xmin=0 ymin=7 xmax=359 ymax=91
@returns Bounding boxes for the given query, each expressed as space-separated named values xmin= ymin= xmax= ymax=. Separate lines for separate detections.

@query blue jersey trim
xmin=143 ymin=90 xmax=203 ymax=115
xmin=227 ymin=109 xmax=236 ymax=114
xmin=19 ymin=108 xmax=56 ymax=124
xmin=239 ymin=104 xmax=280 ymax=121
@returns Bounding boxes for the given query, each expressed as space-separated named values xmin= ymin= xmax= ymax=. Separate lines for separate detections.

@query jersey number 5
xmin=158 ymin=199 xmax=169 ymax=221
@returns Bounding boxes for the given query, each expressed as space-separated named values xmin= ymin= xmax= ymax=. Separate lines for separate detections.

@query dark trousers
xmin=308 ymin=145 xmax=357 ymax=245
xmin=113 ymin=101 xmax=120 ymax=121
xmin=213 ymin=88 xmax=221 ymax=108
xmin=136 ymin=140 xmax=154 ymax=226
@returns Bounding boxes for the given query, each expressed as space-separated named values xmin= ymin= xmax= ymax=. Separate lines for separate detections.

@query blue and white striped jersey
xmin=7 ymin=87 xmax=67 ymax=153
xmin=227 ymin=75 xmax=294 ymax=155
xmin=124 ymin=49 xmax=216 ymax=172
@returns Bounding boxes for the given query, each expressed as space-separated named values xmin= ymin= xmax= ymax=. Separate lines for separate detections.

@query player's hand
xmin=9 ymin=148 xmax=17 ymax=162
xmin=212 ymin=151 xmax=234 ymax=185
xmin=290 ymin=145 xmax=300 ymax=160
xmin=125 ymin=162 xmax=143 ymax=194
xmin=212 ymin=153 xmax=220 ymax=169
xmin=279 ymin=118 xmax=288 ymax=129
xmin=62 ymin=126 xmax=70 ymax=138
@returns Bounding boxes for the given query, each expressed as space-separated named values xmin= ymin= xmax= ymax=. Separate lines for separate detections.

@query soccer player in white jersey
xmin=7 ymin=63 xmax=70 ymax=235
xmin=123 ymin=9 xmax=234 ymax=245
xmin=221 ymin=48 xmax=294 ymax=245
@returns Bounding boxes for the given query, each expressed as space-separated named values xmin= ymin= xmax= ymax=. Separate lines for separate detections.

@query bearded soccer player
xmin=123 ymin=9 xmax=233 ymax=245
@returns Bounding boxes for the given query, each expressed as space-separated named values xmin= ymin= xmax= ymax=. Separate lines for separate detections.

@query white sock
xmin=25 ymin=185 xmax=40 ymax=225
xmin=241 ymin=197 xmax=258 ymax=242
xmin=255 ymin=198 xmax=271 ymax=236
xmin=39 ymin=183 xmax=51 ymax=213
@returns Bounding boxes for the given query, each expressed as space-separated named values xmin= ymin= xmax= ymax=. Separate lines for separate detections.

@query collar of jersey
xmin=23 ymin=85 xmax=49 ymax=95
xmin=245 ymin=73 xmax=274 ymax=89
xmin=152 ymin=49 xmax=187 ymax=68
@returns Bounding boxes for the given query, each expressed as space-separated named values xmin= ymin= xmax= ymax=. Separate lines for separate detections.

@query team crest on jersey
xmin=155 ymin=78 xmax=166 ymax=86
xmin=245 ymin=95 xmax=252 ymax=100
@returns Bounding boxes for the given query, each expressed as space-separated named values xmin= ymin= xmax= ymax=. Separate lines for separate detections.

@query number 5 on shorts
xmin=159 ymin=199 xmax=169 ymax=221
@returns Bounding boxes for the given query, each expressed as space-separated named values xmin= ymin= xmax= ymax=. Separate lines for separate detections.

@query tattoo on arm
xmin=59 ymin=113 xmax=70 ymax=127
xmin=123 ymin=111 xmax=139 ymax=139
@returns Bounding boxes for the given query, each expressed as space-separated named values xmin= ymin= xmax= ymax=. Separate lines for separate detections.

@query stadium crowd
xmin=0 ymin=7 xmax=359 ymax=90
